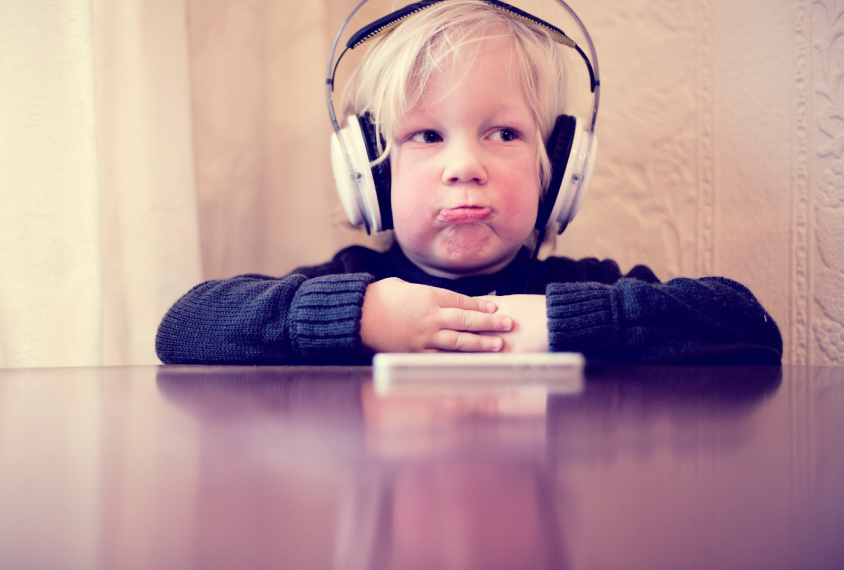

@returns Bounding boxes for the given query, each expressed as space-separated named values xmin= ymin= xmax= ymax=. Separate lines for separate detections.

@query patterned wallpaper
xmin=553 ymin=0 xmax=710 ymax=281
xmin=810 ymin=0 xmax=844 ymax=364
xmin=558 ymin=0 xmax=843 ymax=365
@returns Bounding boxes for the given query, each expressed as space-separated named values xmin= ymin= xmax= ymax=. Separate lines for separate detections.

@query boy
xmin=156 ymin=0 xmax=782 ymax=365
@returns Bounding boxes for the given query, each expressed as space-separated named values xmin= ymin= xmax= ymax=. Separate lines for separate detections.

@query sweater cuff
xmin=289 ymin=273 xmax=373 ymax=359
xmin=546 ymin=282 xmax=619 ymax=353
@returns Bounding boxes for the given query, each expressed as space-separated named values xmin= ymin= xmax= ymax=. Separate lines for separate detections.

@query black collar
xmin=386 ymin=242 xmax=533 ymax=296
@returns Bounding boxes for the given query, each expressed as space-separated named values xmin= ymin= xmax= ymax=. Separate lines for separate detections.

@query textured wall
xmin=554 ymin=0 xmax=796 ymax=362
xmin=809 ymin=0 xmax=844 ymax=365
xmin=185 ymin=0 xmax=844 ymax=365
xmin=565 ymin=0 xmax=844 ymax=366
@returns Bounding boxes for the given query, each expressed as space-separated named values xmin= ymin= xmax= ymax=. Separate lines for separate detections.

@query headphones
xmin=326 ymin=0 xmax=600 ymax=235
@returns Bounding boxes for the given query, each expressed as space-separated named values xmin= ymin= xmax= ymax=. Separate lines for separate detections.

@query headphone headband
xmin=331 ymin=0 xmax=597 ymax=94
xmin=327 ymin=0 xmax=600 ymax=138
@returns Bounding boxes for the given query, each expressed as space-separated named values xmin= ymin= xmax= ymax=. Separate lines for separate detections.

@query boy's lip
xmin=437 ymin=206 xmax=492 ymax=223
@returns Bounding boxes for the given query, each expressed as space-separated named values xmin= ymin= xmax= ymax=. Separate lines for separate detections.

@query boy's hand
xmin=477 ymin=295 xmax=549 ymax=353
xmin=360 ymin=278 xmax=512 ymax=353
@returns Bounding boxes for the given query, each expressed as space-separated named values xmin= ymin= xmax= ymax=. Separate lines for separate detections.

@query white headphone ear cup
xmin=554 ymin=129 xmax=596 ymax=233
xmin=330 ymin=129 xmax=365 ymax=226
xmin=346 ymin=115 xmax=383 ymax=232
xmin=329 ymin=116 xmax=384 ymax=231
xmin=568 ymin=134 xmax=597 ymax=223
xmin=542 ymin=118 xmax=585 ymax=232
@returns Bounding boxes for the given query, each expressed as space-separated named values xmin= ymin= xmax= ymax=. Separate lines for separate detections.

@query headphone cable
xmin=523 ymin=227 xmax=546 ymax=294
xmin=523 ymin=220 xmax=569 ymax=293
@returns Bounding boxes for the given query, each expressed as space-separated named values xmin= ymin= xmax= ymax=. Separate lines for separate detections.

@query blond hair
xmin=341 ymin=0 xmax=569 ymax=194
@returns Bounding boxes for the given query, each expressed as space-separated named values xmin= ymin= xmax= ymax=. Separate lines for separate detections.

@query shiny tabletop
xmin=0 ymin=364 xmax=842 ymax=570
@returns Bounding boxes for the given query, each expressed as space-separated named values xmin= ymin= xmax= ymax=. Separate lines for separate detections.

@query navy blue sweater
xmin=156 ymin=243 xmax=783 ymax=365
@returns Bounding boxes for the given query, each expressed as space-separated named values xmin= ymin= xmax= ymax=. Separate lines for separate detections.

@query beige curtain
xmin=0 ymin=0 xmax=202 ymax=368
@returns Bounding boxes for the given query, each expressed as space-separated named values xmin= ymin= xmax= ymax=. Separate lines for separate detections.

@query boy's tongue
xmin=438 ymin=206 xmax=492 ymax=223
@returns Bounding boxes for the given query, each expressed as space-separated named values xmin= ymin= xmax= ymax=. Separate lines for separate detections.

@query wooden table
xmin=0 ymin=364 xmax=842 ymax=569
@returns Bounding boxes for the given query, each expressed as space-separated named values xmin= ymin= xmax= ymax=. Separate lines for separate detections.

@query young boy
xmin=156 ymin=0 xmax=782 ymax=365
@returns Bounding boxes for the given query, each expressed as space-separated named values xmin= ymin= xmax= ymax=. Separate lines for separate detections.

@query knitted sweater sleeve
xmin=155 ymin=272 xmax=373 ymax=365
xmin=545 ymin=276 xmax=783 ymax=364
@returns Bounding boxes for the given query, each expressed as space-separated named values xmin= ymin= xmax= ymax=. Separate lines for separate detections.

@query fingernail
xmin=492 ymin=338 xmax=503 ymax=351
xmin=485 ymin=301 xmax=497 ymax=313
xmin=501 ymin=316 xmax=512 ymax=330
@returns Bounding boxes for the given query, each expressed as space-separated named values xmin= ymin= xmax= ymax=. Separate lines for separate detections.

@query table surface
xmin=0 ymin=364 xmax=842 ymax=570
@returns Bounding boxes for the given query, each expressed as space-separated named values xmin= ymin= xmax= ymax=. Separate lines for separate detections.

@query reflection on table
xmin=0 ymin=364 xmax=841 ymax=570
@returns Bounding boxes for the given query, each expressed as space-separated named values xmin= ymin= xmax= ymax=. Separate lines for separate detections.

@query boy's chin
xmin=397 ymin=230 xmax=524 ymax=278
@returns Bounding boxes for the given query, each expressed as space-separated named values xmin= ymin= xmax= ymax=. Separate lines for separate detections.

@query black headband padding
xmin=342 ymin=0 xmax=596 ymax=92
xmin=347 ymin=0 xmax=443 ymax=48
xmin=536 ymin=115 xmax=576 ymax=230
xmin=360 ymin=113 xmax=394 ymax=231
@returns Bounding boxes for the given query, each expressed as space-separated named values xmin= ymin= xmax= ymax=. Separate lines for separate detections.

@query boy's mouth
xmin=437 ymin=206 xmax=492 ymax=223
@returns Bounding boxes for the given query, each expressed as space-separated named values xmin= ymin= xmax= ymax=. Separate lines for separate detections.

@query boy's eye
xmin=490 ymin=129 xmax=518 ymax=142
xmin=410 ymin=130 xmax=442 ymax=144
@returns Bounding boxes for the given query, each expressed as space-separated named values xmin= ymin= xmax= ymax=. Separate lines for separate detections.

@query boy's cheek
xmin=494 ymin=179 xmax=541 ymax=232
xmin=499 ymin=185 xmax=539 ymax=216
xmin=391 ymin=164 xmax=439 ymax=226
xmin=392 ymin=184 xmax=429 ymax=227
xmin=391 ymin=185 xmax=436 ymax=251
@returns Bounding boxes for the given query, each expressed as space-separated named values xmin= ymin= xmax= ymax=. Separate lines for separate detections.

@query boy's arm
xmin=156 ymin=273 xmax=374 ymax=365
xmin=156 ymin=273 xmax=513 ymax=364
xmin=480 ymin=277 xmax=782 ymax=364
xmin=545 ymin=277 xmax=783 ymax=364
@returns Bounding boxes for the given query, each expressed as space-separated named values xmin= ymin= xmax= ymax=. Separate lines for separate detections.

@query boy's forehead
xmin=415 ymin=40 xmax=524 ymax=104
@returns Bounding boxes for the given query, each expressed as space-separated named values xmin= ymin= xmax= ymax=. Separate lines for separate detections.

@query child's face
xmin=389 ymin=41 xmax=541 ymax=278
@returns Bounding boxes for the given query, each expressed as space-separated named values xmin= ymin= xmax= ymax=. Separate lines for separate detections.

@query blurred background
xmin=1 ymin=0 xmax=840 ymax=367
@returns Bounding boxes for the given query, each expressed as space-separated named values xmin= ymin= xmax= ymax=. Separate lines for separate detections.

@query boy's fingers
xmin=438 ymin=290 xmax=497 ymax=314
xmin=440 ymin=308 xmax=513 ymax=332
xmin=432 ymin=330 xmax=504 ymax=352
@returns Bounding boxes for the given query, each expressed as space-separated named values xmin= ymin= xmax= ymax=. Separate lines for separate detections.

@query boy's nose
xmin=442 ymin=138 xmax=487 ymax=185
